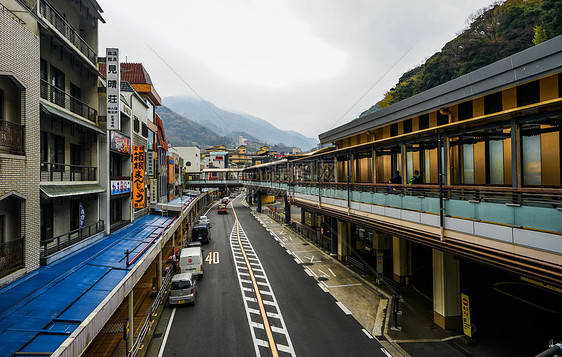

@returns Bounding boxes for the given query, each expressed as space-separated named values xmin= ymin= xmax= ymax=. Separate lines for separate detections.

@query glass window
xmin=522 ymin=135 xmax=541 ymax=185
xmin=406 ymin=151 xmax=414 ymax=180
xmin=484 ymin=92 xmax=502 ymax=114
xmin=424 ymin=150 xmax=431 ymax=183
xmin=458 ymin=101 xmax=473 ymax=121
xmin=517 ymin=80 xmax=540 ymax=107
xmin=489 ymin=140 xmax=504 ymax=185
xmin=0 ymin=89 xmax=4 ymax=120
xmin=390 ymin=123 xmax=398 ymax=137
xmin=463 ymin=144 xmax=474 ymax=184
xmin=403 ymin=119 xmax=412 ymax=133
xmin=419 ymin=114 xmax=429 ymax=130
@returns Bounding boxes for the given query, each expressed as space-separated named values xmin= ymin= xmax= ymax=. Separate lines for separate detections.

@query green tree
xmin=533 ymin=25 xmax=548 ymax=44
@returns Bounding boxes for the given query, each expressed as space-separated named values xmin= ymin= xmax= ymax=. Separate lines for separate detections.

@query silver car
xmin=168 ymin=273 xmax=197 ymax=306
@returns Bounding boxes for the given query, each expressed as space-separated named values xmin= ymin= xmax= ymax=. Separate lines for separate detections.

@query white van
xmin=179 ymin=246 xmax=204 ymax=279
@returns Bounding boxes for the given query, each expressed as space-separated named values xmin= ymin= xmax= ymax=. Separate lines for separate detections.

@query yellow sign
xmin=132 ymin=146 xmax=145 ymax=208
xmin=461 ymin=293 xmax=471 ymax=337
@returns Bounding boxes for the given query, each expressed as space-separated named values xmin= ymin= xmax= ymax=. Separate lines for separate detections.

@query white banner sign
xmin=106 ymin=48 xmax=120 ymax=130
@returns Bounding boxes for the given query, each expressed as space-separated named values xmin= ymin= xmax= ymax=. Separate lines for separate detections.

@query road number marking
xmin=205 ymin=251 xmax=219 ymax=264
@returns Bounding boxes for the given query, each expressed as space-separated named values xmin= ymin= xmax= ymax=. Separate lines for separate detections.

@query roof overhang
xmin=41 ymin=101 xmax=105 ymax=135
xmin=41 ymin=183 xmax=105 ymax=198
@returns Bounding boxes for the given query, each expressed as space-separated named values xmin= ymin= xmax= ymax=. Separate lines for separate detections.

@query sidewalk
xmin=250 ymin=207 xmax=468 ymax=357
xmin=0 ymin=214 xmax=174 ymax=357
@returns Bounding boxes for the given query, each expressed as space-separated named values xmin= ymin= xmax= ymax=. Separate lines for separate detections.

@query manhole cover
xmin=300 ymin=262 xmax=313 ymax=266
xmin=318 ymin=277 xmax=328 ymax=281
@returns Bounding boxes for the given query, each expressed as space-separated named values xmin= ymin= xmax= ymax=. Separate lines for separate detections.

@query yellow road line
xmin=232 ymin=205 xmax=279 ymax=357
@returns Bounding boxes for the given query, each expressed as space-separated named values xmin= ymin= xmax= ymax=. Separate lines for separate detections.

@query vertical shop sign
xmin=147 ymin=151 xmax=154 ymax=176
xmin=132 ymin=146 xmax=145 ymax=208
xmin=106 ymin=48 xmax=120 ymax=130
xmin=461 ymin=293 xmax=472 ymax=337
xmin=150 ymin=178 xmax=158 ymax=204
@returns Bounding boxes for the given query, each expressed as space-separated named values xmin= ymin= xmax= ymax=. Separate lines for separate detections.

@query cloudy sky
xmin=98 ymin=0 xmax=494 ymax=139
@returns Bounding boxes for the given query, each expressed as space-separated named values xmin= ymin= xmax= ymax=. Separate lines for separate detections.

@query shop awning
xmin=40 ymin=101 xmax=105 ymax=135
xmin=41 ymin=184 xmax=106 ymax=198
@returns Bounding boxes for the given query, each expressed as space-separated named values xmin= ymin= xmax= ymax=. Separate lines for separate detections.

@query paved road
xmin=154 ymin=197 xmax=385 ymax=356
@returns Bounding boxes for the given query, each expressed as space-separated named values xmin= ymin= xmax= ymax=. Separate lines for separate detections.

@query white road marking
xmin=323 ymin=283 xmax=362 ymax=288
xmin=336 ymin=301 xmax=352 ymax=315
xmin=304 ymin=269 xmax=313 ymax=277
xmin=362 ymin=329 xmax=374 ymax=339
xmin=157 ymin=307 xmax=176 ymax=357
xmin=318 ymin=283 xmax=329 ymax=293
xmin=328 ymin=268 xmax=337 ymax=277
xmin=381 ymin=348 xmax=393 ymax=357
xmin=317 ymin=269 xmax=329 ymax=277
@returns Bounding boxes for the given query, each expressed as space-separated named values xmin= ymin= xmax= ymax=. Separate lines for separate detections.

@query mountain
xmin=163 ymin=96 xmax=318 ymax=150
xmin=156 ymin=106 xmax=237 ymax=148
xmin=360 ymin=0 xmax=562 ymax=117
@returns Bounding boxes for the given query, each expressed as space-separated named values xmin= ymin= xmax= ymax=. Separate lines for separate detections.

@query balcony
xmin=40 ymin=221 xmax=104 ymax=258
xmin=0 ymin=237 xmax=24 ymax=279
xmin=41 ymin=162 xmax=97 ymax=182
xmin=40 ymin=80 xmax=97 ymax=124
xmin=0 ymin=119 xmax=24 ymax=155
xmin=39 ymin=0 xmax=97 ymax=64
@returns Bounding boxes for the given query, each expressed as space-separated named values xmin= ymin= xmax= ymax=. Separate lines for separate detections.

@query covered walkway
xmin=0 ymin=214 xmax=174 ymax=357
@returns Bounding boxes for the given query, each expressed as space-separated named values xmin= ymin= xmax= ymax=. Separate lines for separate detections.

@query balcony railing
xmin=40 ymin=80 xmax=97 ymax=123
xmin=40 ymin=220 xmax=104 ymax=258
xmin=0 ymin=237 xmax=25 ymax=278
xmin=0 ymin=119 xmax=24 ymax=154
xmin=41 ymin=162 xmax=97 ymax=182
xmin=39 ymin=0 xmax=97 ymax=64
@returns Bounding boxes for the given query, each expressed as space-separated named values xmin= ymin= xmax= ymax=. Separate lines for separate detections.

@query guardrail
xmin=40 ymin=221 xmax=104 ymax=258
xmin=40 ymin=80 xmax=98 ymax=123
xmin=128 ymin=268 xmax=173 ymax=357
xmin=41 ymin=162 xmax=97 ymax=182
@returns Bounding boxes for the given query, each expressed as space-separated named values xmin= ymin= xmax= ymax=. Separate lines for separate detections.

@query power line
xmin=329 ymin=44 xmax=415 ymax=130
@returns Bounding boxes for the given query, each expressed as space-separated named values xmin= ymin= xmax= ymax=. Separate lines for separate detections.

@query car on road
xmin=191 ymin=223 xmax=211 ymax=245
xmin=217 ymin=203 xmax=227 ymax=214
xmin=168 ymin=273 xmax=197 ymax=306
xmin=179 ymin=246 xmax=204 ymax=278
xmin=221 ymin=197 xmax=229 ymax=204
xmin=198 ymin=216 xmax=210 ymax=225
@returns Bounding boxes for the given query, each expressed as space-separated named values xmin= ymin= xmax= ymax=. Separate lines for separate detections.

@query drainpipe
xmin=439 ymin=108 xmax=453 ymax=123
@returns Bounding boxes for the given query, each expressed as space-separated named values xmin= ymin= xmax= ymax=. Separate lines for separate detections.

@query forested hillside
xmin=361 ymin=0 xmax=562 ymax=117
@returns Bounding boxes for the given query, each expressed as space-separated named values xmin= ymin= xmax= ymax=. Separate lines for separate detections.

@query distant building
xmin=175 ymin=146 xmax=201 ymax=174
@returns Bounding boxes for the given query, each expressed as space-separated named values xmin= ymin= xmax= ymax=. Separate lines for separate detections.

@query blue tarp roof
xmin=0 ymin=214 xmax=175 ymax=357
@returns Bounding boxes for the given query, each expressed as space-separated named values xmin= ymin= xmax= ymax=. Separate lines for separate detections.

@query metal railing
xmin=39 ymin=0 xmax=97 ymax=63
xmin=0 ymin=119 xmax=24 ymax=154
xmin=128 ymin=268 xmax=173 ymax=357
xmin=40 ymin=220 xmax=104 ymax=258
xmin=41 ymin=162 xmax=97 ymax=182
xmin=0 ymin=237 xmax=24 ymax=278
xmin=40 ymin=80 xmax=98 ymax=123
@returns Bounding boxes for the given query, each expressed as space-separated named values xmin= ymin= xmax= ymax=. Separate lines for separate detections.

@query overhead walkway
xmin=0 ymin=214 xmax=174 ymax=357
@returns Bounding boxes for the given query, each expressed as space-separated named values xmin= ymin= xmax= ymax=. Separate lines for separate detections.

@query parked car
xmin=178 ymin=246 xmax=204 ymax=279
xmin=168 ymin=273 xmax=197 ymax=306
xmin=192 ymin=223 xmax=211 ymax=245
xmin=217 ymin=203 xmax=227 ymax=214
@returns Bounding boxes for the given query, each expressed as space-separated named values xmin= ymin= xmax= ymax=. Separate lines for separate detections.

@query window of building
xmin=484 ymin=92 xmax=502 ymax=114
xmin=463 ymin=144 xmax=475 ymax=184
xmin=40 ymin=59 xmax=47 ymax=81
xmin=517 ymin=80 xmax=540 ymax=107
xmin=390 ymin=123 xmax=398 ymax=137
xmin=70 ymin=144 xmax=81 ymax=167
xmin=403 ymin=119 xmax=412 ymax=133
xmin=49 ymin=134 xmax=65 ymax=170
xmin=437 ymin=111 xmax=449 ymax=126
xmin=559 ymin=74 xmax=561 ymax=97
xmin=488 ymin=140 xmax=504 ymax=185
xmin=458 ymin=101 xmax=473 ymax=121
xmin=418 ymin=114 xmax=429 ymax=130
xmin=134 ymin=116 xmax=140 ymax=133
xmin=141 ymin=123 xmax=148 ymax=137
xmin=355 ymin=226 xmax=373 ymax=246
xmin=40 ymin=132 xmax=48 ymax=170
xmin=522 ymin=134 xmax=541 ymax=185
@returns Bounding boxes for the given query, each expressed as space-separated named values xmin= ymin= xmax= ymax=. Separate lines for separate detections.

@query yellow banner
xmin=132 ymin=146 xmax=145 ymax=208
xmin=461 ymin=293 xmax=471 ymax=337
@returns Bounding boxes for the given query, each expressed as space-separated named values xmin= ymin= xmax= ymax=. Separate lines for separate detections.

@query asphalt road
xmin=156 ymin=196 xmax=385 ymax=356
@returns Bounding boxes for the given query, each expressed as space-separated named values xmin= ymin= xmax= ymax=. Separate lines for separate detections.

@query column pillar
xmin=330 ymin=216 xmax=338 ymax=256
xmin=256 ymin=190 xmax=262 ymax=213
xmin=158 ymin=250 xmax=163 ymax=289
xmin=128 ymin=290 xmax=134 ymax=351
xmin=392 ymin=236 xmax=409 ymax=284
xmin=337 ymin=220 xmax=349 ymax=261
xmin=432 ymin=249 xmax=461 ymax=330
xmin=284 ymin=196 xmax=291 ymax=224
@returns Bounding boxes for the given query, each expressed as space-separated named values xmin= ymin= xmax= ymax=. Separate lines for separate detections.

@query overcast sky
xmin=97 ymin=0 xmax=494 ymax=139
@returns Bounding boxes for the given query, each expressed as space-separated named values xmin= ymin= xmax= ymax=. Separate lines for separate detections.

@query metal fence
xmin=40 ymin=80 xmax=98 ymax=123
xmin=40 ymin=162 xmax=97 ymax=182
xmin=0 ymin=237 xmax=24 ymax=278
xmin=40 ymin=221 xmax=104 ymax=258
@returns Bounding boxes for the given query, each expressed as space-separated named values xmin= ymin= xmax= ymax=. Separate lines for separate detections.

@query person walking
xmin=388 ymin=171 xmax=402 ymax=193
xmin=171 ymin=249 xmax=178 ymax=273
